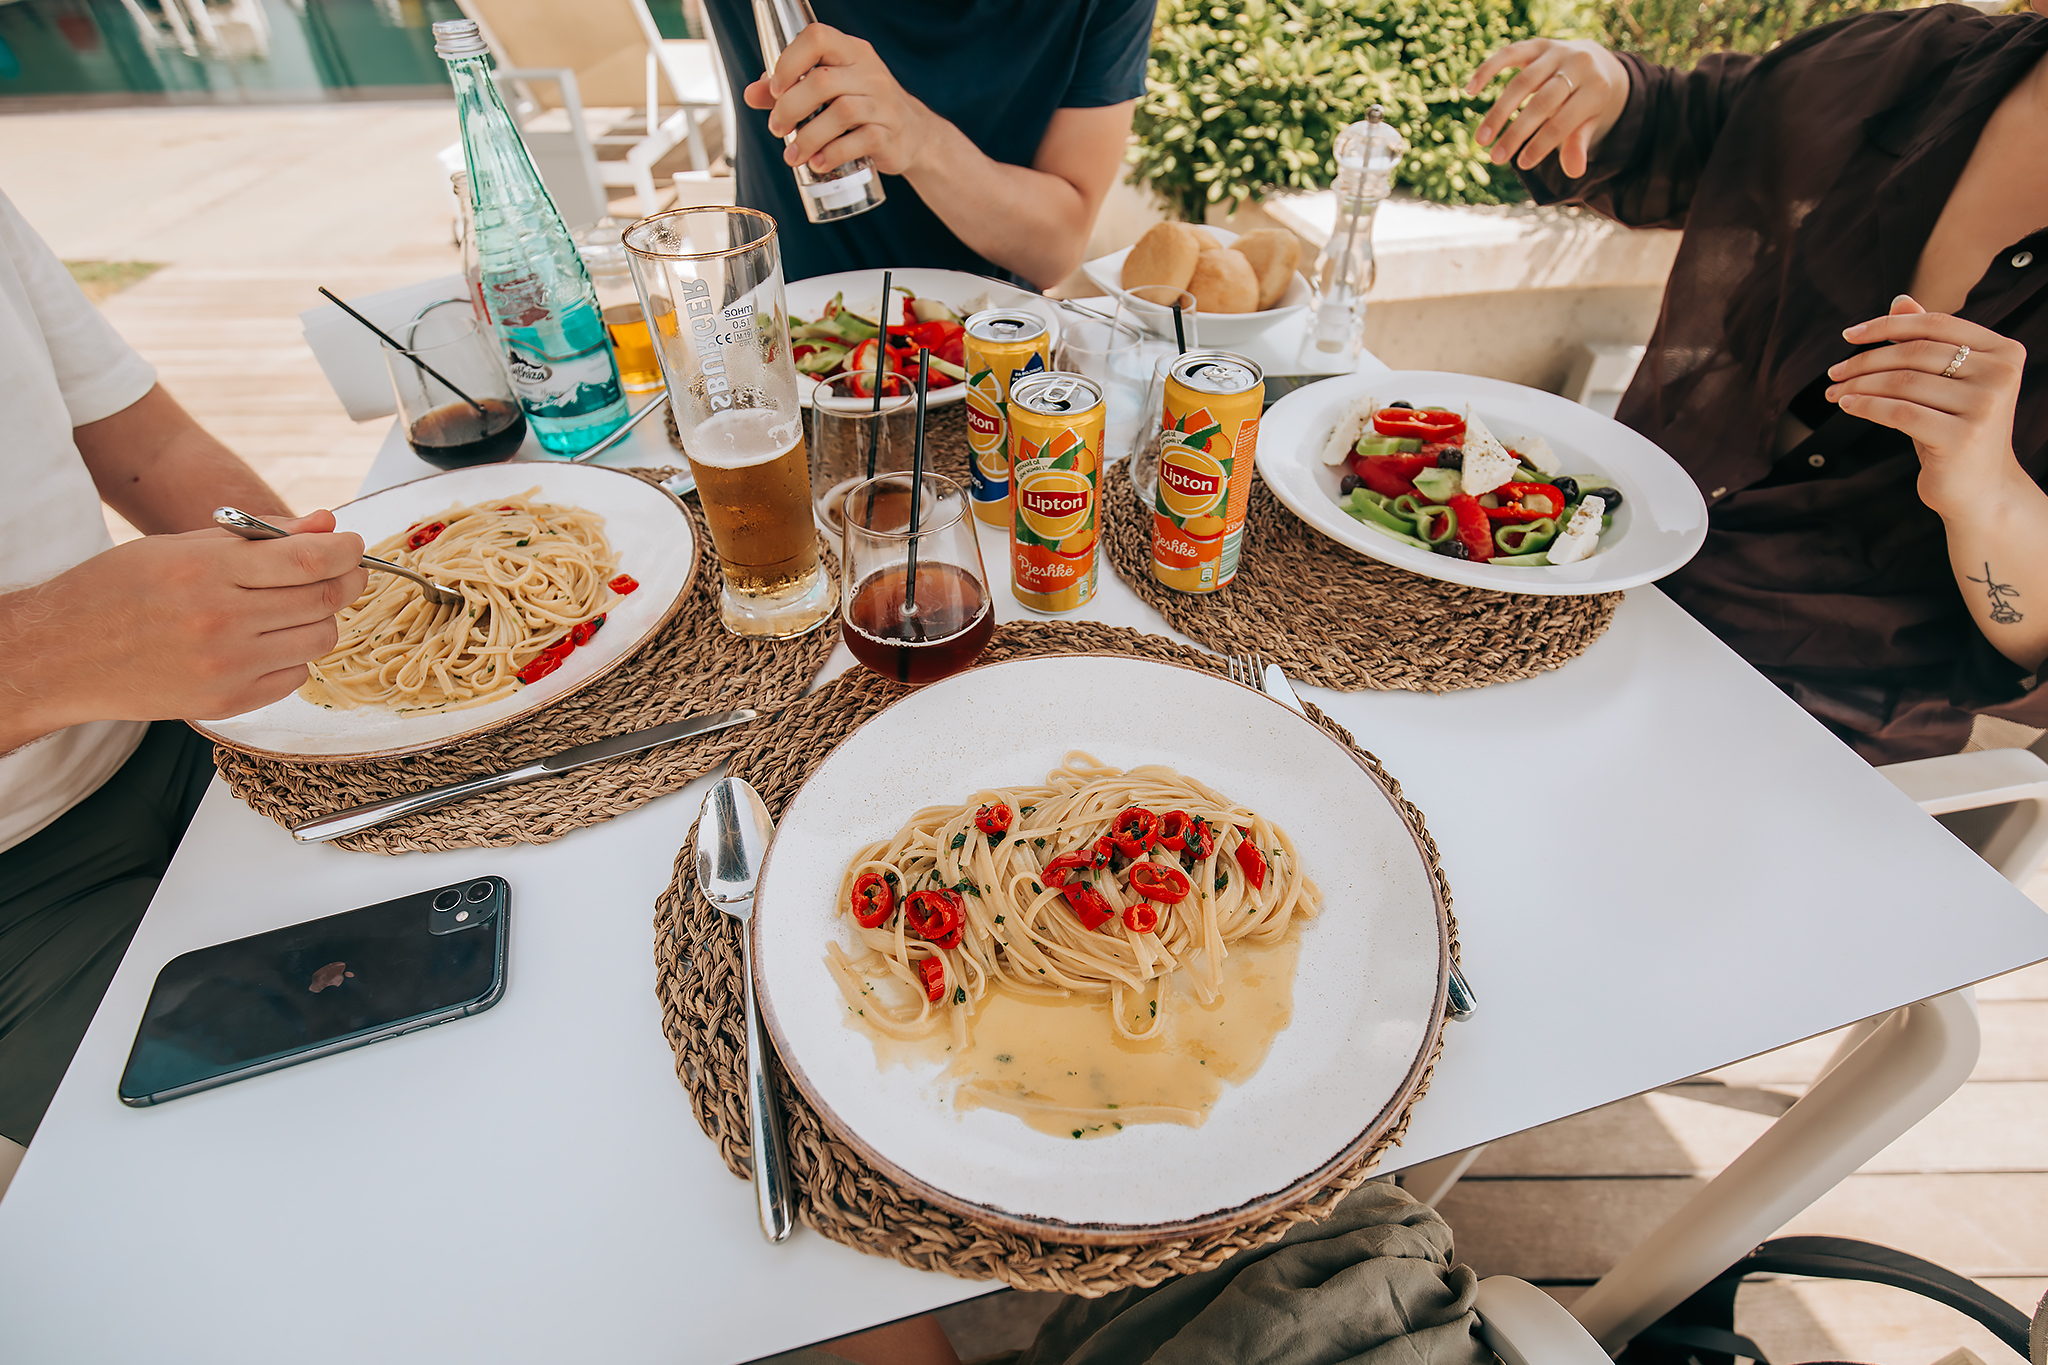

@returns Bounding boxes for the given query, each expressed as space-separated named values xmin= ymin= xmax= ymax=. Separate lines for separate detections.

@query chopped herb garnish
xmin=1215 ymin=874 xmax=1229 ymax=891
xmin=953 ymin=987 xmax=966 ymax=1004
xmin=1149 ymin=1000 xmax=1157 ymax=1017
xmin=994 ymin=915 xmax=1005 ymax=925
xmin=950 ymin=832 xmax=966 ymax=850
xmin=989 ymin=831 xmax=1007 ymax=847
xmin=1029 ymin=882 xmax=1042 ymax=894
xmin=1072 ymin=1130 xmax=1084 ymax=1139
xmin=515 ymin=538 xmax=529 ymax=547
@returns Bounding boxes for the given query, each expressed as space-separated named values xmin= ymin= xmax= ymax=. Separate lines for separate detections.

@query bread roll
xmin=1233 ymin=229 xmax=1301 ymax=311
xmin=1186 ymin=248 xmax=1259 ymax=314
xmin=1121 ymin=222 xmax=1204 ymax=292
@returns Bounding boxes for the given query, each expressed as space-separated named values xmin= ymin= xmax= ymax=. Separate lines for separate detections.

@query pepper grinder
xmin=752 ymin=0 xmax=888 ymax=223
xmin=1311 ymin=106 xmax=1408 ymax=358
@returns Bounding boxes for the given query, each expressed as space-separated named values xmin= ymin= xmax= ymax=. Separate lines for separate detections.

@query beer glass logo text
xmin=679 ymin=278 xmax=734 ymax=411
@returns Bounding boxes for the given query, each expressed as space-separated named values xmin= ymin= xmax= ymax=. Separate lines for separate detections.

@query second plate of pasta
xmin=195 ymin=462 xmax=696 ymax=760
xmin=752 ymin=655 xmax=1450 ymax=1240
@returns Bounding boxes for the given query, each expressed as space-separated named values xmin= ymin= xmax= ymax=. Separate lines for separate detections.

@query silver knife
xmin=290 ymin=708 xmax=763 ymax=843
xmin=1259 ymin=663 xmax=1476 ymax=1021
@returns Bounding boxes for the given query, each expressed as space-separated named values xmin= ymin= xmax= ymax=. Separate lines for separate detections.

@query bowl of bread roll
xmin=1081 ymin=223 xmax=1312 ymax=347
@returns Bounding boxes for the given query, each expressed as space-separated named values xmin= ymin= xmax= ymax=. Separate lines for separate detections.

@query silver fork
xmin=1225 ymin=651 xmax=1267 ymax=689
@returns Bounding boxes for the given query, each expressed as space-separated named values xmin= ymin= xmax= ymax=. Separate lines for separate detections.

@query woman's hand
xmin=743 ymin=24 xmax=933 ymax=178
xmin=1829 ymin=295 xmax=2029 ymax=519
xmin=1467 ymin=39 xmax=1631 ymax=178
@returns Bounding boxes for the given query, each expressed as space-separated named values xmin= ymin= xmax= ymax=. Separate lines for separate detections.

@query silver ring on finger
xmin=1940 ymin=343 xmax=1971 ymax=379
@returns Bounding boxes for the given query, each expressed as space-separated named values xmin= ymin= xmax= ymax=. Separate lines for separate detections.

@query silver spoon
xmin=213 ymin=506 xmax=465 ymax=609
xmin=695 ymin=776 xmax=796 ymax=1243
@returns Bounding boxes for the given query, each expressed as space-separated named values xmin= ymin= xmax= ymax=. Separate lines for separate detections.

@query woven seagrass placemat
xmin=214 ymin=477 xmax=837 ymax=855
xmin=1100 ymin=456 xmax=1621 ymax=692
xmin=653 ymin=619 xmax=1457 ymax=1294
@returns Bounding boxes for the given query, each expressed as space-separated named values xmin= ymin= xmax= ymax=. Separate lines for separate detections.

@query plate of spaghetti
xmin=751 ymin=655 xmax=1450 ymax=1240
xmin=194 ymin=462 xmax=695 ymax=760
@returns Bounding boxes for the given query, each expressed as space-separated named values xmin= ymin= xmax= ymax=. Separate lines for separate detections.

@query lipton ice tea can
xmin=1152 ymin=351 xmax=1265 ymax=593
xmin=1007 ymin=371 xmax=1104 ymax=614
xmin=963 ymin=309 xmax=1052 ymax=526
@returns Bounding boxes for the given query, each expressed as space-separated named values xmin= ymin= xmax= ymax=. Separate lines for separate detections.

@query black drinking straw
xmin=903 ymin=347 xmax=932 ymax=619
xmin=861 ymin=271 xmax=893 ymax=528
xmin=318 ymin=287 xmax=486 ymax=416
xmin=1171 ymin=300 xmax=1189 ymax=354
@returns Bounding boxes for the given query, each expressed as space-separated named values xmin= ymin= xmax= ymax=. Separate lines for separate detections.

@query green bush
xmin=1129 ymin=0 xmax=1929 ymax=213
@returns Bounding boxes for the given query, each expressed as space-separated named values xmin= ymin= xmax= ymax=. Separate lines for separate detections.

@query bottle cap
xmin=432 ymin=20 xmax=488 ymax=58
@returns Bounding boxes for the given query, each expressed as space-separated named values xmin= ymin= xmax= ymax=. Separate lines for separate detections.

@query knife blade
xmin=1262 ymin=663 xmax=1308 ymax=717
xmin=290 ymin=707 xmax=765 ymax=843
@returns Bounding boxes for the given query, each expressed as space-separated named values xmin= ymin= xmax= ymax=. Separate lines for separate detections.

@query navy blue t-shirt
xmin=700 ymin=0 xmax=1153 ymax=284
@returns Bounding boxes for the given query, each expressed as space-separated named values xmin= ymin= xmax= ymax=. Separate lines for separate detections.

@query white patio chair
xmin=1407 ymin=745 xmax=2048 ymax=1354
xmin=458 ymin=0 xmax=731 ymax=210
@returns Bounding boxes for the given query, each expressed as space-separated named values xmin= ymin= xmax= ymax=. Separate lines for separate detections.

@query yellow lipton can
xmin=1007 ymin=371 xmax=1104 ymax=614
xmin=1152 ymin=351 xmax=1264 ymax=593
xmin=963 ymin=309 xmax=1052 ymax=526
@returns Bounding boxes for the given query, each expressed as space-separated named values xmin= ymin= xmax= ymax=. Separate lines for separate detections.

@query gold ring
xmin=1941 ymin=344 xmax=1971 ymax=379
xmin=1553 ymin=73 xmax=1576 ymax=93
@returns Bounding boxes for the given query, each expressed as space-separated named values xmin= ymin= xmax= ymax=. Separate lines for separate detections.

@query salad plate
xmin=751 ymin=654 xmax=1448 ymax=1241
xmin=1256 ymin=370 xmax=1708 ymax=596
xmin=784 ymin=267 xmax=1061 ymax=410
xmin=1081 ymin=225 xmax=1312 ymax=349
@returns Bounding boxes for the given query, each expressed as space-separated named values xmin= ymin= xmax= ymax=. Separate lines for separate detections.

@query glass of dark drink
xmin=381 ymin=302 xmax=527 ymax=469
xmin=840 ymin=471 xmax=995 ymax=686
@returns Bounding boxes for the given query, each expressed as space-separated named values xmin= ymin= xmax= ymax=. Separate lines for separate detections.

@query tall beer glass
xmin=624 ymin=207 xmax=832 ymax=638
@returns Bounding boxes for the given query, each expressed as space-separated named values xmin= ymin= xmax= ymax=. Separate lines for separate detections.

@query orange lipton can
xmin=1152 ymin=351 xmax=1264 ymax=593
xmin=1007 ymin=371 xmax=1104 ymax=614
xmin=963 ymin=309 xmax=1052 ymax=526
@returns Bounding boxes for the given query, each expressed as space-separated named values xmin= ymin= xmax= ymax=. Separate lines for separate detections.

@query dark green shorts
xmin=0 ymin=721 xmax=215 ymax=1143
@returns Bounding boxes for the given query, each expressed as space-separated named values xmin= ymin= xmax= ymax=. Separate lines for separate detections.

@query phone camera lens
xmin=466 ymin=880 xmax=494 ymax=903
xmin=433 ymin=889 xmax=462 ymax=912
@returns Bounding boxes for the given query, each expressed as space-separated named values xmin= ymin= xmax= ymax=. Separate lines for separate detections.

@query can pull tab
xmin=1039 ymin=377 xmax=1085 ymax=410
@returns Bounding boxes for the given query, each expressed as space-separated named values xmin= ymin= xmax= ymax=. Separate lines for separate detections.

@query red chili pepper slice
xmin=1122 ymin=902 xmax=1160 ymax=935
xmin=1446 ymin=493 xmax=1495 ymax=563
xmin=1043 ymin=852 xmax=1093 ymax=887
xmin=569 ymin=614 xmax=606 ymax=647
xmin=1061 ymin=882 xmax=1115 ymax=932
xmin=849 ymin=871 xmax=894 ymax=929
xmin=917 ymin=956 xmax=946 ymax=1003
xmin=1233 ymin=837 xmax=1269 ymax=891
xmin=974 ymin=802 xmax=1012 ymax=836
xmin=1110 ymin=807 xmax=1160 ymax=858
xmin=1129 ymin=863 xmax=1192 ymax=903
xmin=539 ymin=638 xmax=574 ymax=664
xmin=1482 ymin=482 xmax=1568 ymax=524
xmin=1157 ymin=810 xmax=1191 ymax=851
xmin=905 ymin=889 xmax=964 ymax=950
xmin=1183 ymin=816 xmax=1217 ymax=860
xmin=1089 ymin=836 xmax=1116 ymax=870
xmin=406 ymin=522 xmax=447 ymax=550
xmin=608 ymin=574 xmax=640 ymax=595
xmin=1372 ymin=407 xmax=1465 ymax=441
xmin=515 ymin=653 xmax=563 ymax=685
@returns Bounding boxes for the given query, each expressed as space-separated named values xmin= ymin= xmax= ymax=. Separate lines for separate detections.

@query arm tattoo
xmin=1967 ymin=562 xmax=2025 ymax=625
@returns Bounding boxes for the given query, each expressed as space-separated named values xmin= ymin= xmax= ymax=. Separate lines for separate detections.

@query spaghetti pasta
xmin=301 ymin=491 xmax=620 ymax=713
xmin=827 ymin=753 xmax=1320 ymax=1057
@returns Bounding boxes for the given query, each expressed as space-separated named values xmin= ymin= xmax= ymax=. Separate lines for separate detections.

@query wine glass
xmin=839 ymin=471 xmax=995 ymax=685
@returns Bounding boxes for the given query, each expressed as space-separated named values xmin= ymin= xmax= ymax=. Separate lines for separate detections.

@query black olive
xmin=1339 ymin=473 xmax=1361 ymax=494
xmin=1436 ymin=447 xmax=1463 ymax=470
xmin=1551 ymin=476 xmax=1579 ymax=502
xmin=1387 ymin=400 xmax=1414 ymax=409
xmin=1435 ymin=538 xmax=1470 ymax=559
xmin=1583 ymin=486 xmax=1624 ymax=510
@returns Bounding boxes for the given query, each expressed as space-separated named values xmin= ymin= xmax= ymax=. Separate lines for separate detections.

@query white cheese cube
xmin=1459 ymin=414 xmax=1518 ymax=496
xmin=1545 ymin=495 xmax=1606 ymax=565
xmin=1319 ymin=397 xmax=1377 ymax=465
xmin=1513 ymin=433 xmax=1559 ymax=475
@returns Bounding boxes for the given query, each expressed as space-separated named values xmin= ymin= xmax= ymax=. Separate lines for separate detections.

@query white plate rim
xmin=1255 ymin=369 xmax=1709 ymax=596
xmin=750 ymin=653 xmax=1451 ymax=1243
xmin=192 ymin=463 xmax=697 ymax=762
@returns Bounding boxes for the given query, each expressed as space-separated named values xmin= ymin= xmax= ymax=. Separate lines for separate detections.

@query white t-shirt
xmin=0 ymin=189 xmax=158 ymax=853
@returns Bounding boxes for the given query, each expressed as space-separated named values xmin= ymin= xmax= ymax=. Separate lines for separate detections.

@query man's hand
xmin=0 ymin=512 xmax=366 ymax=752
xmin=1468 ymin=39 xmax=1631 ymax=178
xmin=1830 ymin=295 xmax=2029 ymax=519
xmin=745 ymin=24 xmax=932 ymax=178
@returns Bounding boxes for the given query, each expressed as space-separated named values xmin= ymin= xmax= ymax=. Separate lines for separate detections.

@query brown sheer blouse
xmin=1523 ymin=5 xmax=2048 ymax=762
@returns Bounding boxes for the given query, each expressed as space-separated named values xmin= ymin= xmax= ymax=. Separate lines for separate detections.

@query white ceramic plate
xmin=1082 ymin=226 xmax=1312 ymax=349
xmin=1257 ymin=370 xmax=1709 ymax=596
xmin=195 ymin=462 xmax=696 ymax=761
xmin=752 ymin=655 xmax=1448 ymax=1240
xmin=785 ymin=267 xmax=1062 ymax=410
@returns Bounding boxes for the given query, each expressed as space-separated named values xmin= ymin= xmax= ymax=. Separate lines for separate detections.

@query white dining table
xmin=3 ymin=321 xmax=2047 ymax=1365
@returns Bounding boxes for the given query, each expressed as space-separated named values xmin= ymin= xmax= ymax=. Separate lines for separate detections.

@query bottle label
xmin=505 ymin=342 xmax=621 ymax=419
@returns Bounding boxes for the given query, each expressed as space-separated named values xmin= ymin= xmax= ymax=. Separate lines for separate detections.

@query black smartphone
xmin=1261 ymin=374 xmax=1344 ymax=410
xmin=119 ymin=877 xmax=509 ymax=1107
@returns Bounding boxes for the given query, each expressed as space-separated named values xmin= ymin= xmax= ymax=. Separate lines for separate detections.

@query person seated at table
xmin=1468 ymin=3 xmax=2048 ymax=763
xmin=0 ymin=188 xmax=365 ymax=1160
xmin=700 ymin=0 xmax=1153 ymax=289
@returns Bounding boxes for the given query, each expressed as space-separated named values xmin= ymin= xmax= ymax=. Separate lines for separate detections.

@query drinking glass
xmin=1055 ymin=311 xmax=1146 ymax=462
xmin=577 ymin=218 xmax=665 ymax=398
xmin=624 ymin=207 xmax=833 ymax=639
xmin=383 ymin=299 xmax=527 ymax=469
xmin=1122 ymin=287 xmax=1198 ymax=499
xmin=840 ymin=471 xmax=994 ymax=686
xmin=809 ymin=372 xmax=915 ymax=538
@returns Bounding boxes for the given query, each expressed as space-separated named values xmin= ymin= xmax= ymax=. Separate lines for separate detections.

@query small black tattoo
xmin=1967 ymin=562 xmax=2025 ymax=625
